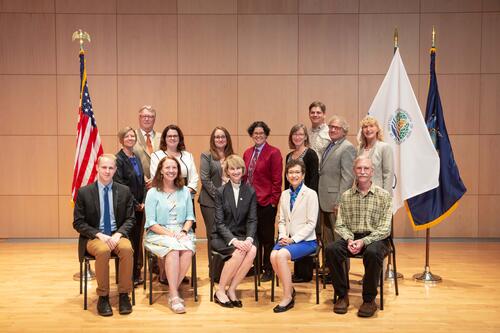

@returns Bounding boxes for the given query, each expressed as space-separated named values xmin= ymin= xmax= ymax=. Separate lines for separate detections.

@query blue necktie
xmin=103 ymin=186 xmax=112 ymax=235
xmin=322 ymin=141 xmax=335 ymax=162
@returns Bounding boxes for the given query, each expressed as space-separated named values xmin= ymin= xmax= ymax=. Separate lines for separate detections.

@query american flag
xmin=71 ymin=50 xmax=103 ymax=202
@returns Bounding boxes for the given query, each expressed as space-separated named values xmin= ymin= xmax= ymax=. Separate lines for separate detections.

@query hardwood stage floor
xmin=1 ymin=240 xmax=499 ymax=332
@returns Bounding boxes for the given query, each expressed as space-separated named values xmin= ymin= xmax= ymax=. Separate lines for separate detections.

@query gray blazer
xmin=133 ymin=129 xmax=160 ymax=180
xmin=357 ymin=140 xmax=394 ymax=195
xmin=318 ymin=137 xmax=356 ymax=212
xmin=198 ymin=151 xmax=224 ymax=208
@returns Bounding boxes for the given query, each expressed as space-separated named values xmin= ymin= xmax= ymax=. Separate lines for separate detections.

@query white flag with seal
xmin=368 ymin=48 xmax=439 ymax=213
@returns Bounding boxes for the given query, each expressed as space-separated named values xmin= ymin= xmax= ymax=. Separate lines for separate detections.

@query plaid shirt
xmin=335 ymin=183 xmax=392 ymax=245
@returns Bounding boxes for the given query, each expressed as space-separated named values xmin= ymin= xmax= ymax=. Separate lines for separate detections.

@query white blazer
xmin=150 ymin=150 xmax=200 ymax=196
xmin=278 ymin=184 xmax=318 ymax=243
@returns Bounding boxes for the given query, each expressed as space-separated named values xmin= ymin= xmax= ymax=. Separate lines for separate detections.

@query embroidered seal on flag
xmin=389 ymin=108 xmax=413 ymax=144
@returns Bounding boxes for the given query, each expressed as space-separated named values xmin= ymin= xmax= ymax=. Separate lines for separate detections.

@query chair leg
xmin=192 ymin=253 xmax=198 ymax=302
xmin=115 ymin=257 xmax=119 ymax=284
xmin=84 ymin=258 xmax=89 ymax=310
xmin=344 ymin=261 xmax=350 ymax=290
xmin=131 ymin=272 xmax=136 ymax=305
xmin=79 ymin=260 xmax=83 ymax=295
xmin=254 ymin=257 xmax=259 ymax=302
xmin=257 ymin=246 xmax=261 ymax=286
xmin=143 ymin=247 xmax=147 ymax=291
xmin=148 ymin=252 xmax=153 ymax=305
xmin=315 ymin=256 xmax=320 ymax=305
xmin=379 ymin=268 xmax=384 ymax=310
xmin=210 ymin=254 xmax=214 ymax=302
xmin=390 ymin=239 xmax=399 ymax=296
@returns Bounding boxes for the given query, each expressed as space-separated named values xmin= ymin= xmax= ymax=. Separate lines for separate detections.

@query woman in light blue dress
xmin=144 ymin=155 xmax=196 ymax=314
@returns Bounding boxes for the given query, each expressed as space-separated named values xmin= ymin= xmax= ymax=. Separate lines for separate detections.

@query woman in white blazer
xmin=357 ymin=116 xmax=394 ymax=195
xmin=270 ymin=160 xmax=319 ymax=313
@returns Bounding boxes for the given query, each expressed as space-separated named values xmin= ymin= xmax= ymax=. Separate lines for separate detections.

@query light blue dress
xmin=144 ymin=186 xmax=196 ymax=257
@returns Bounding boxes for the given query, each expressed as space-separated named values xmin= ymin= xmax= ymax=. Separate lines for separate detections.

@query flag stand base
xmin=385 ymin=262 xmax=404 ymax=281
xmin=73 ymin=268 xmax=96 ymax=281
xmin=413 ymin=266 xmax=441 ymax=283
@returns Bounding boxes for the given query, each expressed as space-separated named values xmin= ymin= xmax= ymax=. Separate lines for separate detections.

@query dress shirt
xmin=309 ymin=123 xmax=330 ymax=163
xmin=97 ymin=181 xmax=117 ymax=233
xmin=335 ymin=183 xmax=392 ymax=245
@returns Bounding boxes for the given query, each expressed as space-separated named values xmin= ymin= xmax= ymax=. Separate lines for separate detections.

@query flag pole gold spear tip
xmin=72 ymin=29 xmax=91 ymax=51
xmin=432 ymin=26 xmax=436 ymax=48
xmin=393 ymin=27 xmax=399 ymax=49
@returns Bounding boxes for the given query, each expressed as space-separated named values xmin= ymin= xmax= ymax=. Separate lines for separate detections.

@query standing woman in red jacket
xmin=243 ymin=121 xmax=283 ymax=282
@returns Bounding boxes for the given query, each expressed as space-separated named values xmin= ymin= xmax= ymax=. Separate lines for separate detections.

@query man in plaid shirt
xmin=325 ymin=156 xmax=392 ymax=318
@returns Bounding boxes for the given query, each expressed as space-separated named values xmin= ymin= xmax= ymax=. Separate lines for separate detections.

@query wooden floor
xmin=1 ymin=240 xmax=500 ymax=332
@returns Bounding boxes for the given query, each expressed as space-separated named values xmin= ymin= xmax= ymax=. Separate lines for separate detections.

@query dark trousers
xmin=131 ymin=210 xmax=145 ymax=279
xmin=293 ymin=257 xmax=313 ymax=280
xmin=325 ymin=237 xmax=389 ymax=302
xmin=257 ymin=204 xmax=277 ymax=273
xmin=200 ymin=205 xmax=215 ymax=266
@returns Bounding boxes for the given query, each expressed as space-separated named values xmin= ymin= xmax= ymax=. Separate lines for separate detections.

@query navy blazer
xmin=73 ymin=181 xmax=135 ymax=261
xmin=211 ymin=182 xmax=258 ymax=248
xmin=114 ymin=149 xmax=146 ymax=207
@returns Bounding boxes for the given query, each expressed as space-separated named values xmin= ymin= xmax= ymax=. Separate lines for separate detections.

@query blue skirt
xmin=273 ymin=240 xmax=317 ymax=261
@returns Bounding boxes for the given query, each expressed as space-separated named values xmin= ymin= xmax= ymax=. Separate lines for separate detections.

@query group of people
xmin=73 ymin=101 xmax=395 ymax=318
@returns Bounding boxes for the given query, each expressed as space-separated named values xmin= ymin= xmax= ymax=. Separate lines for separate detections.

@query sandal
xmin=168 ymin=296 xmax=186 ymax=314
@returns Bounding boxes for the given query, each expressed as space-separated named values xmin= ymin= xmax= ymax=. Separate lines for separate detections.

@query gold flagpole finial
xmin=432 ymin=26 xmax=436 ymax=48
xmin=393 ymin=27 xmax=399 ymax=52
xmin=72 ymin=29 xmax=91 ymax=51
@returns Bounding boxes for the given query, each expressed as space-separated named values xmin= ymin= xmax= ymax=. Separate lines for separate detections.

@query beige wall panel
xmin=359 ymin=0 xmax=419 ymax=13
xmin=417 ymin=74 xmax=480 ymax=135
xmin=178 ymin=0 xmax=235 ymax=13
xmin=359 ymin=14 xmax=419 ymax=75
xmin=481 ymin=13 xmax=500 ymax=73
xmin=429 ymin=195 xmax=478 ymax=237
xmin=299 ymin=14 xmax=358 ymax=74
xmin=56 ymin=14 xmax=117 ymax=75
xmin=483 ymin=0 xmax=500 ymax=11
xmin=117 ymin=15 xmax=177 ymax=74
xmin=238 ymin=76 xmax=298 ymax=136
xmin=420 ymin=0 xmax=481 ymax=12
xmin=419 ymin=14 xmax=481 ymax=74
xmin=479 ymin=135 xmax=500 ymax=195
xmin=478 ymin=195 xmax=500 ymax=237
xmin=179 ymin=15 xmax=237 ymax=74
xmin=55 ymin=0 xmax=116 ymax=13
xmin=299 ymin=0 xmax=358 ymax=13
xmin=0 ymin=136 xmax=57 ymax=195
xmin=0 ymin=13 xmax=56 ymax=74
xmin=238 ymin=15 xmax=298 ymax=74
xmin=57 ymin=135 xmax=119 ymax=195
xmin=58 ymin=195 xmax=78 ymax=238
xmin=0 ymin=0 xmax=54 ymax=12
xmin=237 ymin=0 xmax=297 ymax=13
xmin=236 ymin=135 xmax=289 ymax=162
xmin=0 ymin=196 xmax=59 ymax=238
xmin=178 ymin=76 xmax=237 ymax=135
xmin=57 ymin=75 xmax=118 ymax=136
xmin=117 ymin=75 xmax=177 ymax=131
xmin=117 ymin=0 xmax=177 ymax=13
xmin=480 ymin=74 xmax=500 ymax=135
xmin=448 ymin=135 xmax=478 ymax=195
xmin=298 ymin=76 xmax=358 ymax=130
xmin=358 ymin=74 xmax=420 ymax=120
xmin=0 ymin=75 xmax=57 ymax=135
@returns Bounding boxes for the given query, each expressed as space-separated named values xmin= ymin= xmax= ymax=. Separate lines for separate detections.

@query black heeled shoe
xmin=273 ymin=298 xmax=295 ymax=313
xmin=214 ymin=293 xmax=234 ymax=308
xmin=229 ymin=298 xmax=243 ymax=308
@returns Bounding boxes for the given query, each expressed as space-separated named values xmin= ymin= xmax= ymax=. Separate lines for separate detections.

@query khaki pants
xmin=86 ymin=237 xmax=133 ymax=296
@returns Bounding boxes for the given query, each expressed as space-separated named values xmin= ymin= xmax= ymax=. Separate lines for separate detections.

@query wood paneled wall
xmin=0 ymin=0 xmax=498 ymax=239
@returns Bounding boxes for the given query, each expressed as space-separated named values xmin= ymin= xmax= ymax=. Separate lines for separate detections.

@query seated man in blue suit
xmin=73 ymin=154 xmax=135 ymax=316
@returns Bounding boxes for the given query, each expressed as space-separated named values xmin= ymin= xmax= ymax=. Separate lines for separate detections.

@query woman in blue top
xmin=144 ymin=156 xmax=196 ymax=314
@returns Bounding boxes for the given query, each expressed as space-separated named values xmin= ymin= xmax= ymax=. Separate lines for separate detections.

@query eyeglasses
xmin=287 ymin=170 xmax=303 ymax=175
xmin=253 ymin=132 xmax=266 ymax=137
xmin=167 ymin=135 xmax=179 ymax=139
xmin=328 ymin=125 xmax=343 ymax=131
xmin=214 ymin=135 xmax=226 ymax=140
xmin=292 ymin=133 xmax=305 ymax=137
xmin=140 ymin=115 xmax=155 ymax=119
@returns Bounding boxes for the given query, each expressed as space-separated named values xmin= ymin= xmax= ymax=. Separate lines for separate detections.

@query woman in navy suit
xmin=211 ymin=155 xmax=257 ymax=308
xmin=114 ymin=126 xmax=146 ymax=286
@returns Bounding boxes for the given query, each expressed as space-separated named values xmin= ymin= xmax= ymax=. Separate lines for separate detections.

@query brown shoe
xmin=357 ymin=300 xmax=377 ymax=317
xmin=333 ymin=295 xmax=349 ymax=314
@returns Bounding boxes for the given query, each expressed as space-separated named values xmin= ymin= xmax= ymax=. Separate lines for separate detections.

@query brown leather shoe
xmin=333 ymin=295 xmax=349 ymax=314
xmin=357 ymin=300 xmax=377 ymax=317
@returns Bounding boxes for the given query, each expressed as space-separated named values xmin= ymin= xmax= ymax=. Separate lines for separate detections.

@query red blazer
xmin=243 ymin=143 xmax=283 ymax=207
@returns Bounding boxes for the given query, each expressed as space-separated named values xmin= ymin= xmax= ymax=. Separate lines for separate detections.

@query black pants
xmin=293 ymin=257 xmax=313 ymax=280
xmin=200 ymin=205 xmax=215 ymax=268
xmin=257 ymin=204 xmax=277 ymax=273
xmin=325 ymin=236 xmax=389 ymax=302
xmin=131 ymin=210 xmax=145 ymax=279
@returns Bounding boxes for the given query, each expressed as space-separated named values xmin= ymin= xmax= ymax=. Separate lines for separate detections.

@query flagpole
xmin=385 ymin=27 xmax=404 ymax=282
xmin=413 ymin=26 xmax=442 ymax=284
xmin=71 ymin=29 xmax=96 ymax=282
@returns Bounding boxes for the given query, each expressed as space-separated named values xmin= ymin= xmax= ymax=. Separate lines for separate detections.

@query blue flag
xmin=405 ymin=48 xmax=467 ymax=230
